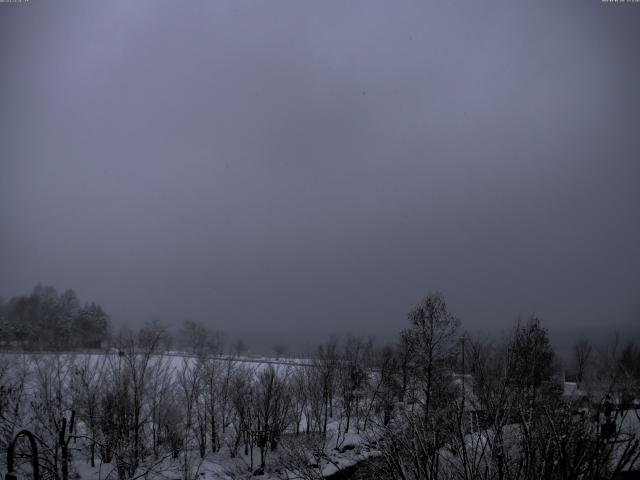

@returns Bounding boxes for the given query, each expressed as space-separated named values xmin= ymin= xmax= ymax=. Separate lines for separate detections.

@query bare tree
xmin=289 ymin=368 xmax=308 ymax=436
xmin=273 ymin=343 xmax=288 ymax=360
xmin=100 ymin=321 xmax=168 ymax=479
xmin=304 ymin=366 xmax=325 ymax=435
xmin=147 ymin=352 xmax=175 ymax=459
xmin=362 ymin=344 xmax=398 ymax=431
xmin=508 ymin=316 xmax=559 ymax=408
xmin=72 ymin=353 xmax=108 ymax=467
xmin=199 ymin=355 xmax=220 ymax=453
xmin=376 ymin=292 xmax=460 ymax=480
xmin=254 ymin=364 xmax=291 ymax=472
xmin=179 ymin=320 xmax=223 ymax=355
xmin=29 ymin=353 xmax=77 ymax=480
xmin=336 ymin=335 xmax=370 ymax=437
xmin=233 ymin=338 xmax=247 ymax=357
xmin=574 ymin=337 xmax=592 ymax=385
xmin=228 ymin=364 xmax=255 ymax=465
xmin=0 ymin=354 xmax=29 ymax=456
xmin=176 ymin=357 xmax=205 ymax=480
xmin=316 ymin=336 xmax=339 ymax=437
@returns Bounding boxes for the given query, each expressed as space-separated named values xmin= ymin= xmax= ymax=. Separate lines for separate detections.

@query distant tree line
xmin=0 ymin=284 xmax=110 ymax=350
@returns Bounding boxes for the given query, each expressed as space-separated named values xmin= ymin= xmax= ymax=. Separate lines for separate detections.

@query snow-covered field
xmin=0 ymin=350 xmax=379 ymax=480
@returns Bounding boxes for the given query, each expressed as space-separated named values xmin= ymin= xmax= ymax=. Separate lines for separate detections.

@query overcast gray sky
xmin=1 ymin=0 xmax=639 ymax=343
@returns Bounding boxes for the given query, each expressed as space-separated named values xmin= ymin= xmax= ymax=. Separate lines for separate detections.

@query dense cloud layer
xmin=1 ymin=1 xmax=639 ymax=345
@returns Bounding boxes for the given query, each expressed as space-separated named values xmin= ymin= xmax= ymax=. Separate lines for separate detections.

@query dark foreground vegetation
xmin=0 ymin=290 xmax=639 ymax=480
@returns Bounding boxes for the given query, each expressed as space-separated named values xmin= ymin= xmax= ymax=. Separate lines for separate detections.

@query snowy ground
xmin=0 ymin=351 xmax=378 ymax=480
xmin=68 ymin=424 xmax=378 ymax=480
